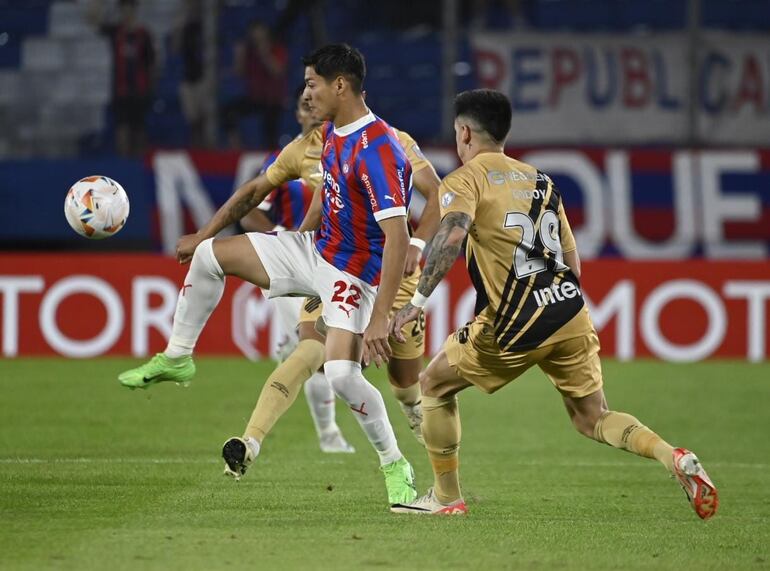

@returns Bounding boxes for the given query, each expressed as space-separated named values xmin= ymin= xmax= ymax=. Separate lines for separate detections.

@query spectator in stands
xmin=174 ymin=0 xmax=208 ymax=147
xmin=90 ymin=0 xmax=156 ymax=156
xmin=222 ymin=20 xmax=288 ymax=149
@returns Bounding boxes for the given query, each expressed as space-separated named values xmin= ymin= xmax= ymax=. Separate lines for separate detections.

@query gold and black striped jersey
xmin=439 ymin=151 xmax=593 ymax=352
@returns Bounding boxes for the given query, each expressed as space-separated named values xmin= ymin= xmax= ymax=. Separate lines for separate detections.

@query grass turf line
xmin=0 ymin=358 xmax=768 ymax=570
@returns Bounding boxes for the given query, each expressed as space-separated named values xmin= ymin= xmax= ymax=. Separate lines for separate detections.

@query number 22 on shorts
xmin=331 ymin=280 xmax=361 ymax=317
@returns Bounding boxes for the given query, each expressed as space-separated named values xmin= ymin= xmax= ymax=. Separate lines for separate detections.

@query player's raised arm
xmin=240 ymin=201 xmax=278 ymax=232
xmin=175 ymin=173 xmax=276 ymax=263
xmin=389 ymin=210 xmax=472 ymax=342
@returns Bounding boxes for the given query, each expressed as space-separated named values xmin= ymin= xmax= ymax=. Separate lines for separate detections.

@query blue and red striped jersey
xmin=314 ymin=112 xmax=412 ymax=286
xmin=258 ymin=151 xmax=314 ymax=230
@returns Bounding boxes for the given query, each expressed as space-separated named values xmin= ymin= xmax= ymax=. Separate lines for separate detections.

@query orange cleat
xmin=672 ymin=448 xmax=719 ymax=520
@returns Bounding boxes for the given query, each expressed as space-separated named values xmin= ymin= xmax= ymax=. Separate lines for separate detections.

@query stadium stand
xmin=1 ymin=0 xmax=769 ymax=157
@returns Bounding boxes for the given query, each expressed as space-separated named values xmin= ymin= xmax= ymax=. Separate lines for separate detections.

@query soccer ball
xmin=64 ymin=175 xmax=130 ymax=239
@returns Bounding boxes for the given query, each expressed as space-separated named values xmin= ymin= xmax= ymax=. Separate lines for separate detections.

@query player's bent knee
xmin=323 ymin=359 xmax=362 ymax=404
xmin=211 ymin=235 xmax=270 ymax=287
xmin=419 ymin=369 xmax=443 ymax=398
xmin=192 ymin=238 xmax=224 ymax=278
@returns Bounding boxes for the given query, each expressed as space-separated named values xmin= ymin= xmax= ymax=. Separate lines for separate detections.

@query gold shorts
xmin=298 ymin=269 xmax=425 ymax=361
xmin=444 ymin=319 xmax=603 ymax=398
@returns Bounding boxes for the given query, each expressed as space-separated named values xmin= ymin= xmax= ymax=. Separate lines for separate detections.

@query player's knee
xmin=571 ymin=412 xmax=601 ymax=439
xmin=192 ymin=237 xmax=224 ymax=278
xmin=419 ymin=369 xmax=442 ymax=398
xmin=323 ymin=359 xmax=361 ymax=403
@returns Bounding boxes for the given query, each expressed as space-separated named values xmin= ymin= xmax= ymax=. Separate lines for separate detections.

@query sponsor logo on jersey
xmin=323 ymin=169 xmax=345 ymax=213
xmin=487 ymin=170 xmax=550 ymax=185
xmin=441 ymin=192 xmax=456 ymax=208
xmin=361 ymin=130 xmax=369 ymax=149
xmin=361 ymin=173 xmax=377 ymax=209
xmin=342 ymin=163 xmax=349 ymax=174
xmin=533 ymin=281 xmax=582 ymax=308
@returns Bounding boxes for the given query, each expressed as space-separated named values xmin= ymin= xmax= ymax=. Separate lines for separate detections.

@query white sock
xmin=324 ymin=360 xmax=402 ymax=466
xmin=164 ymin=238 xmax=225 ymax=358
xmin=304 ymin=372 xmax=338 ymax=436
xmin=244 ymin=436 xmax=261 ymax=458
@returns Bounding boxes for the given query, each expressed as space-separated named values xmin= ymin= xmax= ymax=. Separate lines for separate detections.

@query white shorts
xmin=269 ymin=296 xmax=302 ymax=357
xmin=247 ymin=231 xmax=377 ymax=334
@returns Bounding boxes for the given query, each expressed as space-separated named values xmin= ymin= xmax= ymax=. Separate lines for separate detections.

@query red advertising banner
xmin=0 ymin=254 xmax=768 ymax=362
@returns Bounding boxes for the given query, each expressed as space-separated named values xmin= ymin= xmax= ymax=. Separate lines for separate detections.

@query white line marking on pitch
xmin=0 ymin=458 xmax=766 ymax=469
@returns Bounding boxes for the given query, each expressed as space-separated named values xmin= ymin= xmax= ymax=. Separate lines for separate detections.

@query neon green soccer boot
xmin=118 ymin=353 xmax=195 ymax=390
xmin=381 ymin=456 xmax=417 ymax=506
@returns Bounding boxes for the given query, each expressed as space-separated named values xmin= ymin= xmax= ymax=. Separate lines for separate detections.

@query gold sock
xmin=422 ymin=395 xmax=462 ymax=504
xmin=593 ymin=411 xmax=675 ymax=472
xmin=390 ymin=382 xmax=421 ymax=406
xmin=244 ymin=339 xmax=325 ymax=442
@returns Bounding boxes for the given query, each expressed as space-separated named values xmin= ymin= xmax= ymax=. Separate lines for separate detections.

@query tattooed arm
xmin=388 ymin=211 xmax=472 ymax=341
xmin=175 ymin=173 xmax=276 ymax=264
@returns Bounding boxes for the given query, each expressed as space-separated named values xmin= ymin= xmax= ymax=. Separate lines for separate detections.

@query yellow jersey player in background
xmin=388 ymin=89 xmax=718 ymax=519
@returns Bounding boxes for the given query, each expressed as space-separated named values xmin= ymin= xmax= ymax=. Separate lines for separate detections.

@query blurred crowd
xmin=85 ymin=0 xmax=532 ymax=156
xmin=2 ymin=0 xmax=765 ymax=158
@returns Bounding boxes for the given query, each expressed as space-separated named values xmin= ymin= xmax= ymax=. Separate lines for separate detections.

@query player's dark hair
xmin=454 ymin=89 xmax=512 ymax=143
xmin=302 ymin=43 xmax=366 ymax=94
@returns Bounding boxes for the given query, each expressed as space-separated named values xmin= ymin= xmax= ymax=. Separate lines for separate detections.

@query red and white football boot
xmin=672 ymin=447 xmax=718 ymax=520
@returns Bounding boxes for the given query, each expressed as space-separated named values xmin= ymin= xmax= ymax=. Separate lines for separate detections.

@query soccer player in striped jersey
xmin=234 ymin=123 xmax=440 ymax=458
xmin=230 ymin=88 xmax=440 ymax=457
xmin=118 ymin=44 xmax=419 ymax=508
xmin=389 ymin=89 xmax=718 ymax=519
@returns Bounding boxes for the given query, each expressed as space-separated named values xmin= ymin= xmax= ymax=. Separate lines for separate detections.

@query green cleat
xmin=118 ymin=353 xmax=196 ymax=390
xmin=381 ymin=457 xmax=417 ymax=506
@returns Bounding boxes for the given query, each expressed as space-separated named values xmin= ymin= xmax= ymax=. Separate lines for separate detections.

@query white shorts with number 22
xmin=246 ymin=231 xmax=376 ymax=335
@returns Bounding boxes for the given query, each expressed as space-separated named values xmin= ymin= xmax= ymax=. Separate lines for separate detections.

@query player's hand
xmin=176 ymin=233 xmax=204 ymax=265
xmin=362 ymin=312 xmax=392 ymax=368
xmin=389 ymin=302 xmax=421 ymax=344
xmin=403 ymin=244 xmax=423 ymax=276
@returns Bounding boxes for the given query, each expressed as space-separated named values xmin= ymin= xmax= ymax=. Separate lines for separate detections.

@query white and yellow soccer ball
xmin=64 ymin=175 xmax=130 ymax=239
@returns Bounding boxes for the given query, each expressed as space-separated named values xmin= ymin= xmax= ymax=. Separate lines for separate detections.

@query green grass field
xmin=1 ymin=358 xmax=768 ymax=570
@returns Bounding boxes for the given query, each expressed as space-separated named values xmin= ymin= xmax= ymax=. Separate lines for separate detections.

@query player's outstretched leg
xmin=323 ymin=358 xmax=416 ymax=506
xmin=119 ymin=235 xmax=269 ymax=389
xmin=566 ymin=389 xmax=719 ymax=520
xmin=304 ymin=372 xmax=355 ymax=453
